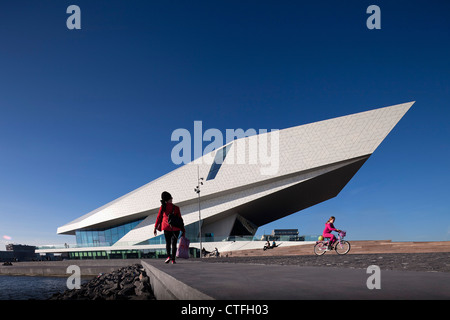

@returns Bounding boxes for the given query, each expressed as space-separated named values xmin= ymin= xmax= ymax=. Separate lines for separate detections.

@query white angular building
xmin=38 ymin=102 xmax=413 ymax=258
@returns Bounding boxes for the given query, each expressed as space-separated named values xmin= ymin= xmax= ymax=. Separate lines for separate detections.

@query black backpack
xmin=168 ymin=206 xmax=184 ymax=229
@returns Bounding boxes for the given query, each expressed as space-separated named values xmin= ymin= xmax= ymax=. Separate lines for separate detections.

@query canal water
xmin=0 ymin=275 xmax=71 ymax=300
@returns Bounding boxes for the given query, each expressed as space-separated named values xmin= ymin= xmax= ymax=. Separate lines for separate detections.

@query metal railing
xmin=36 ymin=234 xmax=320 ymax=250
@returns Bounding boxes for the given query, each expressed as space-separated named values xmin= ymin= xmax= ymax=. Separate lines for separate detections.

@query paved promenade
xmin=142 ymin=252 xmax=450 ymax=300
xmin=201 ymin=252 xmax=450 ymax=273
xmin=1 ymin=251 xmax=449 ymax=300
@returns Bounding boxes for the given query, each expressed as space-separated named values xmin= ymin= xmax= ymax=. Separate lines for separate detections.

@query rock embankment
xmin=49 ymin=264 xmax=155 ymax=300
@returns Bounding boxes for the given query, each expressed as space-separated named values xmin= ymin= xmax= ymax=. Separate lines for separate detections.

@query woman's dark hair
xmin=161 ymin=191 xmax=172 ymax=212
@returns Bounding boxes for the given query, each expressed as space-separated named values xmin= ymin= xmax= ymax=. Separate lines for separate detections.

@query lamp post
xmin=194 ymin=165 xmax=204 ymax=258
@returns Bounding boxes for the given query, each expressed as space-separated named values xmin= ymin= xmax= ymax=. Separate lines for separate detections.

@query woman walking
xmin=154 ymin=191 xmax=185 ymax=264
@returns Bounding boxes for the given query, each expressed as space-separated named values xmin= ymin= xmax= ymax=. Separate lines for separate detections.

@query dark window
xmin=206 ymin=143 xmax=232 ymax=181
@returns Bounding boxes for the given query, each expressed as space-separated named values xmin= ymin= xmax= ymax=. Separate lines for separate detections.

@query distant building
xmin=260 ymin=229 xmax=300 ymax=241
xmin=0 ymin=251 xmax=14 ymax=262
xmin=1 ymin=244 xmax=38 ymax=262
xmin=272 ymin=229 xmax=300 ymax=241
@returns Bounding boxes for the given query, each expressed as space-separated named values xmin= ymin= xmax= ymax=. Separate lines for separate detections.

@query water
xmin=0 ymin=275 xmax=70 ymax=300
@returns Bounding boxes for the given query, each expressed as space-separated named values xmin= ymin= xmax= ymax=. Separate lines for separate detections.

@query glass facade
xmin=75 ymin=218 xmax=144 ymax=247
xmin=67 ymin=249 xmax=169 ymax=260
xmin=206 ymin=143 xmax=232 ymax=180
xmin=136 ymin=222 xmax=201 ymax=245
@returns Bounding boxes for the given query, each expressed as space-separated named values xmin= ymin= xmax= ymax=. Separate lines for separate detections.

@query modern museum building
xmin=37 ymin=102 xmax=413 ymax=259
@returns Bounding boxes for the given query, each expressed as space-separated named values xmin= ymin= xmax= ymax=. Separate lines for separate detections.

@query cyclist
xmin=323 ymin=216 xmax=341 ymax=249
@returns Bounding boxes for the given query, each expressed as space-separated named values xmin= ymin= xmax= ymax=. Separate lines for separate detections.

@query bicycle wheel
xmin=335 ymin=240 xmax=351 ymax=255
xmin=314 ymin=242 xmax=327 ymax=256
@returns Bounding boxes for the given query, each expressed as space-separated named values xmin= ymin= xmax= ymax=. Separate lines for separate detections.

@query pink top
xmin=323 ymin=222 xmax=337 ymax=235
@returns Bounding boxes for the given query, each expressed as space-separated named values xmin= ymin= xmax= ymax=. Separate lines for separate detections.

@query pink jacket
xmin=323 ymin=222 xmax=337 ymax=235
xmin=154 ymin=203 xmax=185 ymax=232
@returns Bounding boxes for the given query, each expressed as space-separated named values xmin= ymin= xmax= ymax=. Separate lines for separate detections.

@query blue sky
xmin=0 ymin=1 xmax=449 ymax=246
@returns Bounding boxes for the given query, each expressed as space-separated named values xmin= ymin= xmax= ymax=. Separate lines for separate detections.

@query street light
xmin=194 ymin=166 xmax=204 ymax=258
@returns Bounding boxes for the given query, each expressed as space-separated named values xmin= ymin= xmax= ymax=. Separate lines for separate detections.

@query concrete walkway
xmin=141 ymin=259 xmax=450 ymax=300
xmin=2 ymin=256 xmax=449 ymax=300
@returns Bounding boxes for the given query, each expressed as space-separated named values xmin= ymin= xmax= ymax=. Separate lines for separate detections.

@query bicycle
xmin=314 ymin=231 xmax=351 ymax=255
